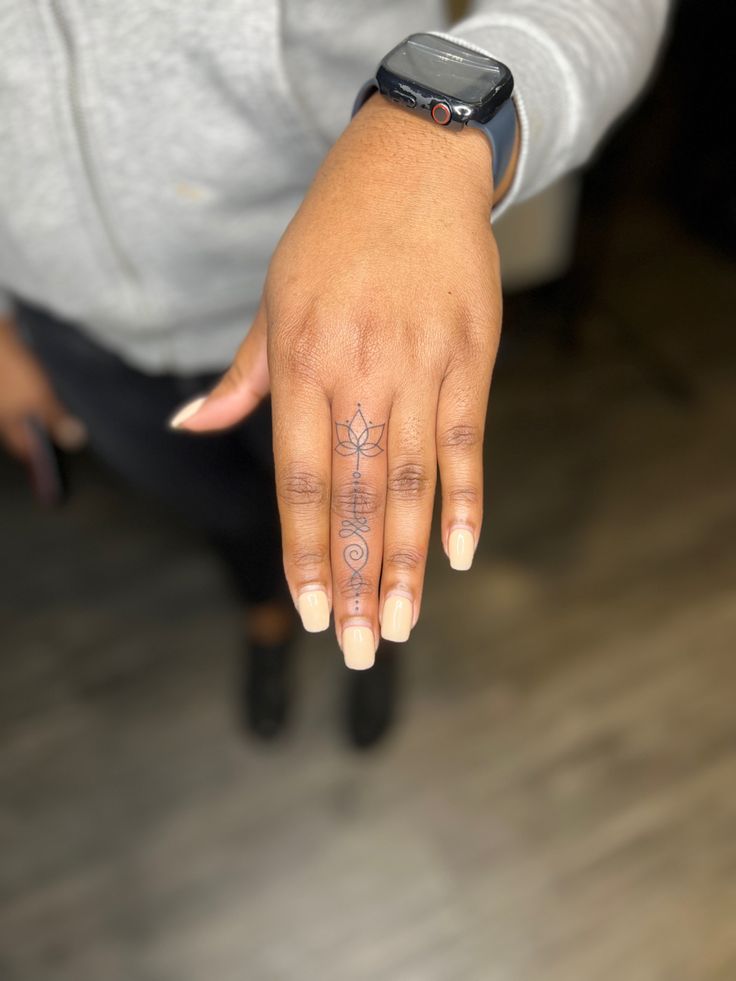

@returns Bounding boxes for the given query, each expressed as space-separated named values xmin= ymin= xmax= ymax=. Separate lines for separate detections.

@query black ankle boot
xmin=344 ymin=641 xmax=399 ymax=750
xmin=241 ymin=637 xmax=293 ymax=740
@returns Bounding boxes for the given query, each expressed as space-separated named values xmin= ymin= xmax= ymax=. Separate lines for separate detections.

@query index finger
xmin=271 ymin=380 xmax=333 ymax=634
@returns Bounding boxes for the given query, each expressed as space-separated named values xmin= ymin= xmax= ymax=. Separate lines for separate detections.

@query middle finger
xmin=331 ymin=398 xmax=389 ymax=669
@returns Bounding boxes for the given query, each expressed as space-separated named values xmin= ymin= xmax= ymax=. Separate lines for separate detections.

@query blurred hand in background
xmin=0 ymin=315 xmax=86 ymax=460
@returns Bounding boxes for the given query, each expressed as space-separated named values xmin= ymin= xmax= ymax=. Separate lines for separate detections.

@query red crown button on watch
xmin=431 ymin=102 xmax=452 ymax=125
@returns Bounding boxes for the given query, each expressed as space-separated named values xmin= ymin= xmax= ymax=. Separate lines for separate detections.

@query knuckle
xmin=448 ymin=485 xmax=481 ymax=508
xmin=445 ymin=302 xmax=499 ymax=368
xmin=463 ymin=327 xmax=490 ymax=361
xmin=439 ymin=423 xmax=482 ymax=450
xmin=332 ymin=480 xmax=383 ymax=520
xmin=384 ymin=545 xmax=426 ymax=573
xmin=290 ymin=542 xmax=329 ymax=570
xmin=335 ymin=572 xmax=374 ymax=600
xmin=336 ymin=309 xmax=384 ymax=376
xmin=277 ymin=466 xmax=328 ymax=509
xmin=387 ymin=462 xmax=432 ymax=503
xmin=272 ymin=319 xmax=323 ymax=386
xmin=283 ymin=349 xmax=322 ymax=387
xmin=353 ymin=327 xmax=383 ymax=376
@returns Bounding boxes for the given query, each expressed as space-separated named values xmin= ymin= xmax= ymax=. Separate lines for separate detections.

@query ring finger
xmin=379 ymin=390 xmax=437 ymax=644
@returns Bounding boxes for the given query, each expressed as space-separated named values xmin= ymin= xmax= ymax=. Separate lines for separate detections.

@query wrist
xmin=345 ymin=94 xmax=496 ymax=212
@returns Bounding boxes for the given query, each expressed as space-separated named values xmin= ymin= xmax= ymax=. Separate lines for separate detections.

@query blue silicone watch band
xmin=352 ymin=81 xmax=516 ymax=188
xmin=468 ymin=99 xmax=516 ymax=189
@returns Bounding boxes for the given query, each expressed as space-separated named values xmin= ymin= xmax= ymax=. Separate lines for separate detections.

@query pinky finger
xmin=436 ymin=373 xmax=489 ymax=572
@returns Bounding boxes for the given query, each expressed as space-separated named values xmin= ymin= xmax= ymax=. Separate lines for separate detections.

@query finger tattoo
xmin=334 ymin=404 xmax=385 ymax=614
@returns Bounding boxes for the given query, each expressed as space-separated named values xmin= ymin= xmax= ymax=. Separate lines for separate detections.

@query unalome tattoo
xmin=334 ymin=405 xmax=385 ymax=613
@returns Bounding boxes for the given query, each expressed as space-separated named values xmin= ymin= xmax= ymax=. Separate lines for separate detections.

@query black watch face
xmin=383 ymin=34 xmax=510 ymax=107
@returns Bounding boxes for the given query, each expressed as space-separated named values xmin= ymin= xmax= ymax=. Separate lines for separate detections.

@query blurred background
xmin=1 ymin=1 xmax=735 ymax=979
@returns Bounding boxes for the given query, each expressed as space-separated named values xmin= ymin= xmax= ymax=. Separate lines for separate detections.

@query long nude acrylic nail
xmin=448 ymin=527 xmax=475 ymax=571
xmin=297 ymin=589 xmax=330 ymax=633
xmin=169 ymin=396 xmax=206 ymax=429
xmin=381 ymin=594 xmax=413 ymax=643
xmin=342 ymin=625 xmax=376 ymax=670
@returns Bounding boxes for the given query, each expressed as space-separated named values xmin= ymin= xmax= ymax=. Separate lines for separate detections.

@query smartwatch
xmin=353 ymin=33 xmax=516 ymax=188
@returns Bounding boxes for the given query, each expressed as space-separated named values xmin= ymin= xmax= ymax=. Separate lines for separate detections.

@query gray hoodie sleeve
xmin=446 ymin=0 xmax=671 ymax=212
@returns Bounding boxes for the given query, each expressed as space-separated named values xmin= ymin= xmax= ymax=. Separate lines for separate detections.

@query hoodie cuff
xmin=434 ymin=17 xmax=576 ymax=220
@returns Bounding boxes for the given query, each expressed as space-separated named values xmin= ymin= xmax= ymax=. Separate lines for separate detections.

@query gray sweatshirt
xmin=0 ymin=0 xmax=668 ymax=373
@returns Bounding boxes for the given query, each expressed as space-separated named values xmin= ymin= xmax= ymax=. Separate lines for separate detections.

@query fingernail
xmin=341 ymin=625 xmax=376 ymax=671
xmin=169 ymin=396 xmax=206 ymax=429
xmin=381 ymin=594 xmax=413 ymax=643
xmin=297 ymin=589 xmax=330 ymax=632
xmin=53 ymin=416 xmax=88 ymax=451
xmin=448 ymin=527 xmax=475 ymax=571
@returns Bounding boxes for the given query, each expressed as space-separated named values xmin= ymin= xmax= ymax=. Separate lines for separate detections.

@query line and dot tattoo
xmin=334 ymin=405 xmax=385 ymax=613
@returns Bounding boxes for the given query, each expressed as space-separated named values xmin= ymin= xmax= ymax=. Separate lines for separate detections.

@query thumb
xmin=169 ymin=304 xmax=270 ymax=432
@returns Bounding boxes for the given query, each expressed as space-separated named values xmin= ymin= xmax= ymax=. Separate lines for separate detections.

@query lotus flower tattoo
xmin=335 ymin=407 xmax=385 ymax=472
xmin=334 ymin=405 xmax=385 ymax=611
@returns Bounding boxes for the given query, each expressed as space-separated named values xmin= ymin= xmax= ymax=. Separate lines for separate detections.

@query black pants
xmin=16 ymin=302 xmax=285 ymax=606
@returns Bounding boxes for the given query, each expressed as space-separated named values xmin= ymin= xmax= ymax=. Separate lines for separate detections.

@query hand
xmin=172 ymin=97 xmax=514 ymax=667
xmin=0 ymin=315 xmax=86 ymax=460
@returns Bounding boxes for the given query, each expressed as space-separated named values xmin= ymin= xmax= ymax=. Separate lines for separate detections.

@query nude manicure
xmin=381 ymin=594 xmax=413 ymax=643
xmin=342 ymin=625 xmax=376 ymax=670
xmin=448 ymin=527 xmax=475 ymax=571
xmin=297 ymin=589 xmax=330 ymax=633
xmin=169 ymin=395 xmax=206 ymax=429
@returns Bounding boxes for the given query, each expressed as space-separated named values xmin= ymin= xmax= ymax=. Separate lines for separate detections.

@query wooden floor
xmin=1 ymin=200 xmax=736 ymax=978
